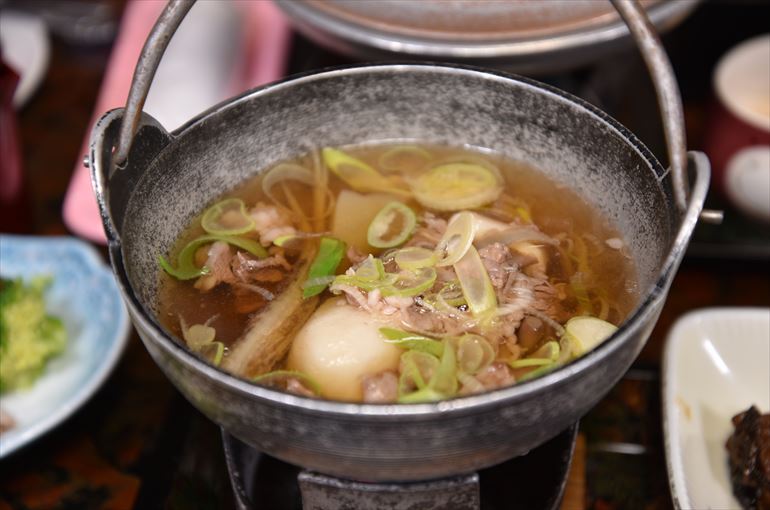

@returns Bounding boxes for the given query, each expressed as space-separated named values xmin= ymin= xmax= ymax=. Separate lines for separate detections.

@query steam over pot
xmin=89 ymin=0 xmax=709 ymax=481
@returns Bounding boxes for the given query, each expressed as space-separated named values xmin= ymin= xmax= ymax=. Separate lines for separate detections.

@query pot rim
xmin=100 ymin=62 xmax=707 ymax=418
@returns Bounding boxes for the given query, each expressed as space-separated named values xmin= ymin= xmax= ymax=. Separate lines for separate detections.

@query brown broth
xmin=159 ymin=143 xmax=638 ymax=359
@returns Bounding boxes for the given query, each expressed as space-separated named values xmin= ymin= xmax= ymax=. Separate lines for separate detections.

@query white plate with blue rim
xmin=0 ymin=235 xmax=130 ymax=458
xmin=662 ymin=307 xmax=770 ymax=509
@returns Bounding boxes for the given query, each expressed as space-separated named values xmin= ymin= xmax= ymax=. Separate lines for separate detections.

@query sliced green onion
xmin=437 ymin=280 xmax=466 ymax=307
xmin=179 ymin=317 xmax=224 ymax=366
xmin=398 ymin=386 xmax=445 ymax=404
xmin=201 ymin=198 xmax=255 ymax=236
xmin=366 ymin=202 xmax=417 ymax=248
xmin=453 ymin=245 xmax=497 ymax=317
xmin=378 ymin=145 xmax=433 ymax=173
xmin=456 ymin=334 xmax=496 ymax=375
xmin=262 ymin=163 xmax=315 ymax=202
xmin=434 ymin=211 xmax=476 ymax=267
xmin=322 ymin=147 xmax=410 ymax=196
xmin=429 ymin=339 xmax=458 ymax=397
xmin=508 ymin=357 xmax=554 ymax=369
xmin=273 ymin=235 xmax=295 ymax=247
xmin=528 ymin=340 xmax=560 ymax=361
xmin=253 ymin=369 xmax=322 ymax=396
xmin=302 ymin=275 xmax=335 ymax=290
xmin=562 ymin=316 xmax=618 ymax=358
xmin=273 ymin=232 xmax=325 ymax=247
xmin=517 ymin=362 xmax=559 ymax=382
xmin=182 ymin=323 xmax=217 ymax=350
xmin=399 ymin=350 xmax=439 ymax=395
xmin=331 ymin=273 xmax=395 ymax=293
xmin=570 ymin=274 xmax=593 ymax=315
xmin=511 ymin=341 xmax=563 ymax=378
xmin=159 ymin=234 xmax=267 ymax=280
xmin=379 ymin=327 xmax=444 ymax=357
xmin=410 ymin=162 xmax=502 ymax=211
xmin=332 ymin=259 xmax=435 ymax=297
xmin=394 ymin=247 xmax=438 ymax=270
xmin=458 ymin=372 xmax=485 ymax=394
xmin=198 ymin=341 xmax=225 ymax=366
xmin=355 ymin=255 xmax=387 ymax=281
xmin=303 ymin=237 xmax=346 ymax=298
xmin=383 ymin=267 xmax=436 ymax=297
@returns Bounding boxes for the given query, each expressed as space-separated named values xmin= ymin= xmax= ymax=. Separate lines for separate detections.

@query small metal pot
xmin=89 ymin=0 xmax=709 ymax=482
xmin=275 ymin=0 xmax=700 ymax=74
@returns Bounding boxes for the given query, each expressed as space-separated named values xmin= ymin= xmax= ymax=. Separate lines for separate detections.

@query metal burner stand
xmin=222 ymin=423 xmax=578 ymax=510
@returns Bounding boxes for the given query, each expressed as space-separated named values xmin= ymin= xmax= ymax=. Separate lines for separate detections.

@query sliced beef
xmin=362 ymin=371 xmax=399 ymax=403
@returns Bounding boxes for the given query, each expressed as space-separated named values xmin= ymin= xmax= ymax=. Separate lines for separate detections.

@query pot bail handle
xmin=609 ymin=0 xmax=688 ymax=213
xmin=112 ymin=0 xmax=194 ymax=169
xmin=113 ymin=0 xmax=695 ymax=216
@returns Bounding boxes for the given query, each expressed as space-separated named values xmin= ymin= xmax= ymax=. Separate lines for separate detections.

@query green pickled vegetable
xmin=0 ymin=277 xmax=67 ymax=392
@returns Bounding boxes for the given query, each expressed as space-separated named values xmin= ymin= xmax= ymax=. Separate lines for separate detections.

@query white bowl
xmin=0 ymin=235 xmax=130 ymax=457
xmin=663 ymin=307 xmax=770 ymax=509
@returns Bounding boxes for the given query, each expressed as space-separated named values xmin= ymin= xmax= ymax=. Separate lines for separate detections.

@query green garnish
xmin=302 ymin=237 xmax=346 ymax=298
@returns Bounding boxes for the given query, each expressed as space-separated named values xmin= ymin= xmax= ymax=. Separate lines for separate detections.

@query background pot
xmin=275 ymin=0 xmax=700 ymax=74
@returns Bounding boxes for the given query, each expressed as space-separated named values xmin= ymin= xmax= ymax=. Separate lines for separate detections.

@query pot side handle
xmin=89 ymin=108 xmax=172 ymax=242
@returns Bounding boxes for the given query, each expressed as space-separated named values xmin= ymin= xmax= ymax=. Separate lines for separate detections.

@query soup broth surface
xmin=158 ymin=143 xmax=638 ymax=402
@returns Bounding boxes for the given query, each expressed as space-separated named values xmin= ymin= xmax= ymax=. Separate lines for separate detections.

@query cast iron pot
xmin=89 ymin=0 xmax=709 ymax=482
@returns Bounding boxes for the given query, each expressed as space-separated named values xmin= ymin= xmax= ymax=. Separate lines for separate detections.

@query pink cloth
xmin=63 ymin=0 xmax=291 ymax=243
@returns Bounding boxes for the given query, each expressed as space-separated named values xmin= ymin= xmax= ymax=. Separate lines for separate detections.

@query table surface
xmin=1 ymin=2 xmax=769 ymax=509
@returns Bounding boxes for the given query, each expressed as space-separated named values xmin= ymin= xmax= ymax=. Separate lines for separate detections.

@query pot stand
xmin=222 ymin=423 xmax=578 ymax=510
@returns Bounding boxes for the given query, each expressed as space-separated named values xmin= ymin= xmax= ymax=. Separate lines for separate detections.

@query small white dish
xmin=663 ymin=307 xmax=770 ymax=510
xmin=0 ymin=11 xmax=50 ymax=108
xmin=0 ymin=235 xmax=130 ymax=458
